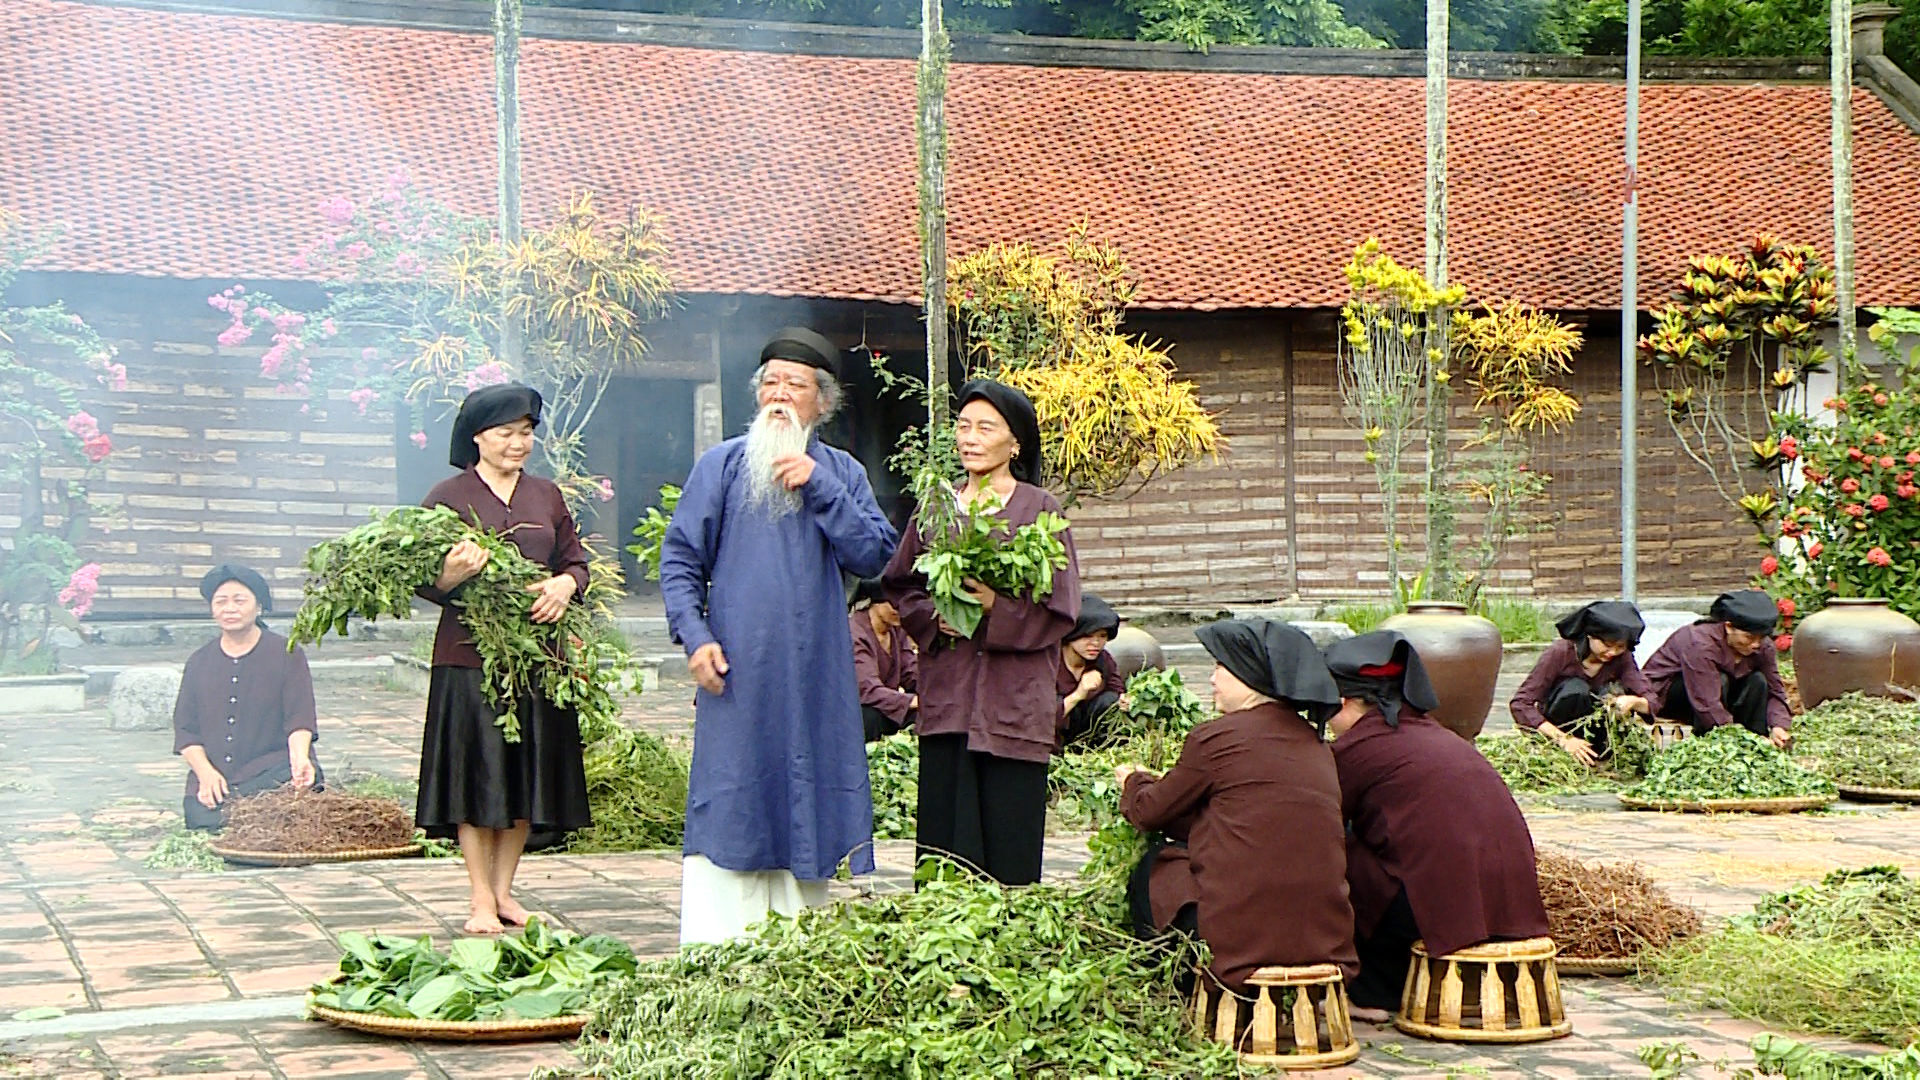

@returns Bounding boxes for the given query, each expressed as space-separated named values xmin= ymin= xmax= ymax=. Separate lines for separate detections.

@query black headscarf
xmin=1708 ymin=589 xmax=1779 ymax=634
xmin=450 ymin=383 xmax=543 ymax=469
xmin=1555 ymin=601 xmax=1646 ymax=645
xmin=1195 ymin=618 xmax=1343 ymax=726
xmin=957 ymin=379 xmax=1043 ymax=486
xmin=1323 ymin=630 xmax=1441 ymax=729
xmin=850 ymin=576 xmax=888 ymax=610
xmin=1066 ymin=594 xmax=1121 ymax=644
xmin=760 ymin=327 xmax=842 ymax=377
xmin=200 ymin=563 xmax=273 ymax=623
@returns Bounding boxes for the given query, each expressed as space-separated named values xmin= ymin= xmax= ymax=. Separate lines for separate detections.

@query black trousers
xmin=915 ymin=733 xmax=1049 ymax=886
xmin=863 ymin=705 xmax=914 ymax=743
xmin=1543 ymin=677 xmax=1611 ymax=757
xmin=1349 ymin=886 xmax=1420 ymax=1011
xmin=182 ymin=758 xmax=325 ymax=831
xmin=1661 ymin=670 xmax=1772 ymax=738
xmin=1059 ymin=690 xmax=1123 ymax=750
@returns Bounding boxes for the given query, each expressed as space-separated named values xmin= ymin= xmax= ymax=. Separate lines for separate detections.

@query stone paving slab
xmin=3 ymin=686 xmax=1917 ymax=1077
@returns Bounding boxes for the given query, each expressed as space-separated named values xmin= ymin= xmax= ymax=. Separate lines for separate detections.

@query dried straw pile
xmin=1537 ymin=850 xmax=1702 ymax=960
xmin=221 ymin=787 xmax=415 ymax=853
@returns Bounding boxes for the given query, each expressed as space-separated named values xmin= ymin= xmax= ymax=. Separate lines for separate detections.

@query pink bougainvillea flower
xmin=595 ymin=477 xmax=615 ymax=503
xmin=1774 ymin=633 xmax=1793 ymax=652
xmin=58 ymin=563 xmax=102 ymax=618
xmin=348 ymin=387 xmax=377 ymax=415
xmin=1841 ymin=478 xmax=1861 ymax=493
xmin=319 ymin=197 xmax=356 ymax=225
xmin=320 ymin=318 xmax=337 ymax=338
xmin=1777 ymin=597 xmax=1797 ymax=617
xmin=217 ymin=324 xmax=252 ymax=347
xmin=1901 ymin=484 xmax=1919 ymax=500
xmin=65 ymin=411 xmax=99 ymax=439
xmin=464 ymin=361 xmax=510 ymax=391
xmin=1870 ymin=494 xmax=1892 ymax=511
xmin=102 ymin=362 xmax=127 ymax=391
xmin=81 ymin=433 xmax=112 ymax=462
xmin=1868 ymin=547 xmax=1894 ymax=567
xmin=410 ymin=431 xmax=428 ymax=449
xmin=1882 ymin=456 xmax=1898 ymax=469
xmin=1759 ymin=555 xmax=1779 ymax=576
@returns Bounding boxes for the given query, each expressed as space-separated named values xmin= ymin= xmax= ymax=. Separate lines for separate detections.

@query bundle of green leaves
xmin=1623 ymin=726 xmax=1834 ymax=801
xmin=1793 ymin=693 xmax=1920 ymax=790
xmin=866 ymin=733 xmax=919 ymax=841
xmin=623 ymin=484 xmax=681 ymax=583
xmin=1648 ymin=867 xmax=1920 ymax=1046
xmin=1476 ymin=732 xmax=1622 ymax=795
xmin=292 ymin=505 xmax=627 ymax=742
xmin=309 ymin=918 xmax=637 ymax=1023
xmin=1046 ymin=733 xmax=1186 ymax=833
xmin=913 ymin=489 xmax=1070 ymax=639
xmin=561 ymin=728 xmax=690 ymax=854
xmin=551 ymin=873 xmax=1235 ymax=1079
xmin=1099 ymin=668 xmax=1210 ymax=743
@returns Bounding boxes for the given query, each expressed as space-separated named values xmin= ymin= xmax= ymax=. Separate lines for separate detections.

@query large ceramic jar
xmin=1107 ymin=625 xmax=1166 ymax=680
xmin=1379 ymin=601 xmax=1504 ymax=739
xmin=1790 ymin=598 xmax=1920 ymax=709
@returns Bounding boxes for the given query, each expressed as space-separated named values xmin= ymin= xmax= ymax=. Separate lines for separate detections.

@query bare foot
xmin=1350 ymin=1006 xmax=1394 ymax=1024
xmin=464 ymin=910 xmax=505 ymax=935
xmin=495 ymin=898 xmax=529 ymax=927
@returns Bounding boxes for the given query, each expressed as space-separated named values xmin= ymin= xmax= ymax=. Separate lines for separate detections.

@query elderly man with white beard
xmin=659 ymin=327 xmax=899 ymax=945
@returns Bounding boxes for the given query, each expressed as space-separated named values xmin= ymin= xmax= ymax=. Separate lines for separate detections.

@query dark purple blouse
xmin=850 ymin=610 xmax=918 ymax=723
xmin=171 ymin=628 xmax=317 ymax=796
xmin=418 ymin=469 xmax=590 ymax=669
xmin=1643 ymin=621 xmax=1793 ymax=731
xmin=1509 ymin=638 xmax=1656 ymax=731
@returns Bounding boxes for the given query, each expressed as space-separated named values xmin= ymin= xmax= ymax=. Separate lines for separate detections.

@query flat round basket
xmin=1617 ymin=794 xmax=1836 ymax=814
xmin=1555 ymin=956 xmax=1637 ymax=976
xmin=1836 ymin=784 xmax=1920 ymax=804
xmin=307 ymin=1002 xmax=588 ymax=1042
xmin=209 ymin=841 xmax=423 ymax=867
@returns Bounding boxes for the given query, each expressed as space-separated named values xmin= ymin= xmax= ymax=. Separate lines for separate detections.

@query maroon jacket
xmin=882 ymin=482 xmax=1081 ymax=764
xmin=850 ymin=610 xmax=917 ymax=723
xmin=1510 ymin=638 xmax=1656 ymax=731
xmin=172 ymin=629 xmax=317 ymax=798
xmin=1123 ymin=703 xmax=1359 ymax=991
xmin=1056 ymin=649 xmax=1125 ymax=701
xmin=1334 ymin=710 xmax=1549 ymax=957
xmin=1643 ymin=622 xmax=1793 ymax=731
xmin=418 ymin=469 xmax=591 ymax=669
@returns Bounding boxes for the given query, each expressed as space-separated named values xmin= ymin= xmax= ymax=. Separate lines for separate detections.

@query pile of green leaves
xmin=550 ymin=872 xmax=1235 ymax=1079
xmin=1794 ymin=693 xmax=1920 ymax=790
xmin=1624 ymin=726 xmax=1834 ymax=801
xmin=292 ymin=505 xmax=626 ymax=742
xmin=1648 ymin=867 xmax=1920 ymax=1047
xmin=623 ymin=485 xmax=680 ymax=583
xmin=309 ymin=918 xmax=637 ymax=1023
xmin=142 ymin=829 xmax=224 ymax=872
xmin=1099 ymin=668 xmax=1210 ymax=743
xmin=866 ymin=733 xmax=919 ymax=841
xmin=1047 ymin=732 xmax=1187 ymax=833
xmin=1641 ymin=1033 xmax=1920 ymax=1079
xmin=561 ymin=728 xmax=690 ymax=854
xmin=913 ymin=488 xmax=1070 ymax=639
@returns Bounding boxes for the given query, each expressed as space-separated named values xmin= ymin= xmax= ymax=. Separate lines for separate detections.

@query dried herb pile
xmin=1648 ymin=866 xmax=1920 ymax=1046
xmin=1535 ymin=850 xmax=1701 ymax=960
xmin=221 ymin=787 xmax=415 ymax=853
xmin=1624 ymin=726 xmax=1835 ymax=802
xmin=292 ymin=505 xmax=626 ymax=742
xmin=548 ymin=872 xmax=1235 ymax=1079
xmin=1793 ymin=692 xmax=1920 ymax=790
xmin=560 ymin=728 xmax=690 ymax=854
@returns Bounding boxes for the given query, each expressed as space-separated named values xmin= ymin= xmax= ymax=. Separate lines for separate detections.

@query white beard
xmin=744 ymin=403 xmax=812 ymax=517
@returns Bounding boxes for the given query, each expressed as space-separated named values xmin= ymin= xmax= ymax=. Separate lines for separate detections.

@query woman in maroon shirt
xmin=1057 ymin=593 xmax=1127 ymax=749
xmin=850 ymin=577 xmax=917 ymax=741
xmin=416 ymin=384 xmax=592 ymax=935
xmin=883 ymin=379 xmax=1081 ymax=886
xmin=1508 ymin=601 xmax=1654 ymax=766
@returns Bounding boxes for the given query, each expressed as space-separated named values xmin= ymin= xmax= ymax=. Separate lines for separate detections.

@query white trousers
xmin=678 ymin=854 xmax=832 ymax=946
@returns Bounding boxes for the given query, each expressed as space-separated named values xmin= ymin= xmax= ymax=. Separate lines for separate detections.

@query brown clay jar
xmin=1790 ymin=598 xmax=1920 ymax=709
xmin=1379 ymin=601 xmax=1504 ymax=739
xmin=1107 ymin=625 xmax=1166 ymax=680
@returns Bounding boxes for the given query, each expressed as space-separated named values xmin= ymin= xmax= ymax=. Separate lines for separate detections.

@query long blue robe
xmin=659 ymin=435 xmax=898 ymax=880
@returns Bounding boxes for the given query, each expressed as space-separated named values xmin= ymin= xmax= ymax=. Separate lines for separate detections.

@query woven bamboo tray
xmin=1554 ymin=957 xmax=1637 ymax=976
xmin=1836 ymin=783 xmax=1920 ymax=804
xmin=210 ymin=841 xmax=424 ymax=867
xmin=307 ymin=1002 xmax=589 ymax=1042
xmin=1617 ymin=794 xmax=1836 ymax=814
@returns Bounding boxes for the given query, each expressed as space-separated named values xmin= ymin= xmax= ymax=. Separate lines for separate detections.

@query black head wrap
xmin=450 ymin=383 xmax=543 ymax=469
xmin=1708 ymin=589 xmax=1779 ymax=634
xmin=200 ymin=563 xmax=273 ymax=617
xmin=1555 ymin=600 xmax=1646 ymax=646
xmin=1195 ymin=618 xmax=1343 ymax=726
xmin=1066 ymin=594 xmax=1121 ymax=645
xmin=957 ymin=379 xmax=1043 ymax=486
xmin=850 ymin=576 xmax=888 ymax=610
xmin=1323 ymin=630 xmax=1441 ymax=729
xmin=759 ymin=327 xmax=842 ymax=377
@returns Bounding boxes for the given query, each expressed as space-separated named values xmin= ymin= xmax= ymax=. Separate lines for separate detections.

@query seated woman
xmin=1643 ymin=589 xmax=1793 ymax=747
xmin=850 ymin=577 xmax=917 ymax=742
xmin=1509 ymin=601 xmax=1654 ymax=766
xmin=1057 ymin=594 xmax=1127 ymax=749
xmin=171 ymin=565 xmax=322 ymax=830
xmin=1115 ymin=618 xmax=1358 ymax=995
xmin=1325 ymin=630 xmax=1549 ymax=1022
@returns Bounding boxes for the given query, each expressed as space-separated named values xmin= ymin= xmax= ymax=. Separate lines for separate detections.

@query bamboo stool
xmin=1190 ymin=963 xmax=1361 ymax=1070
xmin=1395 ymin=938 xmax=1572 ymax=1043
xmin=1650 ymin=722 xmax=1690 ymax=751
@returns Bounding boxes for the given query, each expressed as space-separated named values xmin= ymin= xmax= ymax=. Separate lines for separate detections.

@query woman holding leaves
xmin=416 ymin=383 xmax=592 ymax=935
xmin=1509 ymin=600 xmax=1655 ymax=766
xmin=883 ymin=380 xmax=1081 ymax=886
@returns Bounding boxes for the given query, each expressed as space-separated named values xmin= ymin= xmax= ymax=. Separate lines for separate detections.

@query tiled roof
xmin=6 ymin=0 xmax=1920 ymax=308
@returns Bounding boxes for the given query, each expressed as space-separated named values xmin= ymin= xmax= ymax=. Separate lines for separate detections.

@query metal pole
xmin=1832 ymin=0 xmax=1856 ymax=360
xmin=1424 ymin=0 xmax=1453 ymax=597
xmin=918 ymin=0 xmax=950 ymax=427
xmin=495 ymin=0 xmax=524 ymax=368
xmin=1621 ymin=0 xmax=1641 ymax=601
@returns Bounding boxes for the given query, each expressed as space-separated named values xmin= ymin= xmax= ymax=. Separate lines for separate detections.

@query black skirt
xmin=915 ymin=733 xmax=1049 ymax=886
xmin=416 ymin=665 xmax=591 ymax=838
